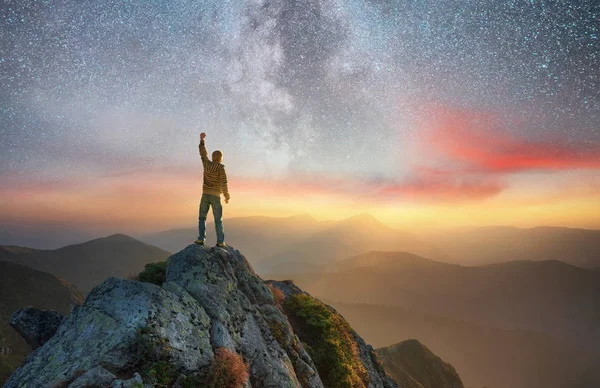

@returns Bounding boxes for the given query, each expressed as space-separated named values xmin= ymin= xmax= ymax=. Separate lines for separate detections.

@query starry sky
xmin=1 ymin=0 xmax=599 ymax=244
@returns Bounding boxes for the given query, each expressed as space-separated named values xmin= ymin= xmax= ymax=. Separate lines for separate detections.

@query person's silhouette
xmin=195 ymin=132 xmax=230 ymax=247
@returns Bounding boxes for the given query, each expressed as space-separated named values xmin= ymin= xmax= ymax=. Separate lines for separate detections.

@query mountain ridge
xmin=138 ymin=214 xmax=600 ymax=272
xmin=329 ymin=301 xmax=600 ymax=388
xmin=0 ymin=234 xmax=171 ymax=292
xmin=255 ymin=215 xmax=434 ymax=274
xmin=274 ymin=250 xmax=600 ymax=351
xmin=421 ymin=225 xmax=600 ymax=268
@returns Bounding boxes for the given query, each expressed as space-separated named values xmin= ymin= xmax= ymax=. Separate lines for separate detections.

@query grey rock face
xmin=111 ymin=372 xmax=144 ymax=388
xmin=166 ymin=245 xmax=323 ymax=388
xmin=68 ymin=366 xmax=117 ymax=388
xmin=5 ymin=277 xmax=212 ymax=388
xmin=353 ymin=333 xmax=398 ymax=388
xmin=9 ymin=307 xmax=64 ymax=349
xmin=266 ymin=280 xmax=398 ymax=388
xmin=7 ymin=244 xmax=394 ymax=388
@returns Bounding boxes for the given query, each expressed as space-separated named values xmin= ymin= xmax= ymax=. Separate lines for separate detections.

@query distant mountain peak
xmin=102 ymin=233 xmax=138 ymax=242
xmin=5 ymin=234 xmax=174 ymax=292
xmin=340 ymin=213 xmax=385 ymax=225
xmin=377 ymin=339 xmax=464 ymax=388
xmin=387 ymin=339 xmax=429 ymax=354
xmin=284 ymin=213 xmax=318 ymax=222
xmin=65 ymin=233 xmax=147 ymax=247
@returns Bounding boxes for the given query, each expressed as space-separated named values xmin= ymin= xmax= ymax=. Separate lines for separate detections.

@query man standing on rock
xmin=195 ymin=132 xmax=230 ymax=247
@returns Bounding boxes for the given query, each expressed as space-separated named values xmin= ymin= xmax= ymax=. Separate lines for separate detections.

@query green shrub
xmin=267 ymin=320 xmax=287 ymax=348
xmin=145 ymin=360 xmax=178 ymax=386
xmin=284 ymin=294 xmax=368 ymax=388
xmin=137 ymin=262 xmax=167 ymax=286
xmin=130 ymin=329 xmax=250 ymax=387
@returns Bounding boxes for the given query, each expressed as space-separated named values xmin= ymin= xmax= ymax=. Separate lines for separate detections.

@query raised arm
xmin=199 ymin=132 xmax=208 ymax=165
xmin=220 ymin=165 xmax=230 ymax=203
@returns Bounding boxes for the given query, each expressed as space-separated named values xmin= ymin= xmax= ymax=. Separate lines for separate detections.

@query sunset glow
xmin=1 ymin=0 xmax=598 ymax=241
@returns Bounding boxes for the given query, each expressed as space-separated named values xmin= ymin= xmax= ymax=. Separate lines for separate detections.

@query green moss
xmin=179 ymin=374 xmax=209 ymax=388
xmin=132 ymin=327 xmax=178 ymax=386
xmin=268 ymin=320 xmax=287 ymax=348
xmin=137 ymin=262 xmax=167 ymax=286
xmin=284 ymin=294 xmax=368 ymax=388
xmin=145 ymin=360 xmax=178 ymax=386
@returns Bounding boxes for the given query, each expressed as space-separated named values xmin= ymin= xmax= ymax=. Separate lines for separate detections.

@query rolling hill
xmin=421 ymin=225 xmax=600 ymax=268
xmin=0 ymin=222 xmax=96 ymax=250
xmin=0 ymin=234 xmax=171 ymax=292
xmin=142 ymin=214 xmax=600 ymax=272
xmin=270 ymin=251 xmax=600 ymax=350
xmin=141 ymin=213 xmax=434 ymax=273
xmin=140 ymin=214 xmax=332 ymax=265
xmin=329 ymin=301 xmax=600 ymax=388
xmin=255 ymin=214 xmax=435 ymax=274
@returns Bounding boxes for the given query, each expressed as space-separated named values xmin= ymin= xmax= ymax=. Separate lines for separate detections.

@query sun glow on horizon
xmin=2 ymin=166 xmax=599 ymax=237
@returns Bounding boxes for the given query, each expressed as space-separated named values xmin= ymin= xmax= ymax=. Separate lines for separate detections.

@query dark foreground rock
xmin=5 ymin=245 xmax=397 ymax=388
xmin=9 ymin=307 xmax=64 ymax=350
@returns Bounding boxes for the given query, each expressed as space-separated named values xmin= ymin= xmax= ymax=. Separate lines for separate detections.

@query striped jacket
xmin=199 ymin=140 xmax=230 ymax=199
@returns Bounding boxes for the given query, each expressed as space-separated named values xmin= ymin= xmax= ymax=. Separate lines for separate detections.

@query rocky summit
xmin=5 ymin=244 xmax=397 ymax=388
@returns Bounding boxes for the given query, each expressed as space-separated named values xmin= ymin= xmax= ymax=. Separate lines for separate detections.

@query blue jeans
xmin=198 ymin=194 xmax=225 ymax=243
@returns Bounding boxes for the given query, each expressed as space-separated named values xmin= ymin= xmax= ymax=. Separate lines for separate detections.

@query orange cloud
xmin=377 ymin=169 xmax=505 ymax=201
xmin=231 ymin=172 xmax=503 ymax=202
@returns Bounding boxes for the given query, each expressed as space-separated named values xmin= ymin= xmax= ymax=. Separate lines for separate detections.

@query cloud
xmin=379 ymin=166 xmax=505 ymax=201
xmin=416 ymin=106 xmax=600 ymax=173
xmin=370 ymin=104 xmax=600 ymax=201
xmin=231 ymin=170 xmax=504 ymax=202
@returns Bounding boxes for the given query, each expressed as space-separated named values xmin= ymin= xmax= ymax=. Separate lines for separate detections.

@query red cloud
xmin=380 ymin=166 xmax=505 ymax=201
xmin=418 ymin=106 xmax=600 ymax=173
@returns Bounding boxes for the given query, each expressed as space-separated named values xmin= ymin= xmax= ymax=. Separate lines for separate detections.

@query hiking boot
xmin=216 ymin=242 xmax=228 ymax=248
xmin=194 ymin=239 xmax=204 ymax=245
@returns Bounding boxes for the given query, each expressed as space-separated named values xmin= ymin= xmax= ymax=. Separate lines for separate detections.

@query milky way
xmin=1 ymin=0 xmax=598 ymax=185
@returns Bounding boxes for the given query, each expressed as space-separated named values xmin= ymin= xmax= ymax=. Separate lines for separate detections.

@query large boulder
xmin=9 ymin=307 xmax=64 ymax=350
xmin=5 ymin=277 xmax=213 ymax=387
